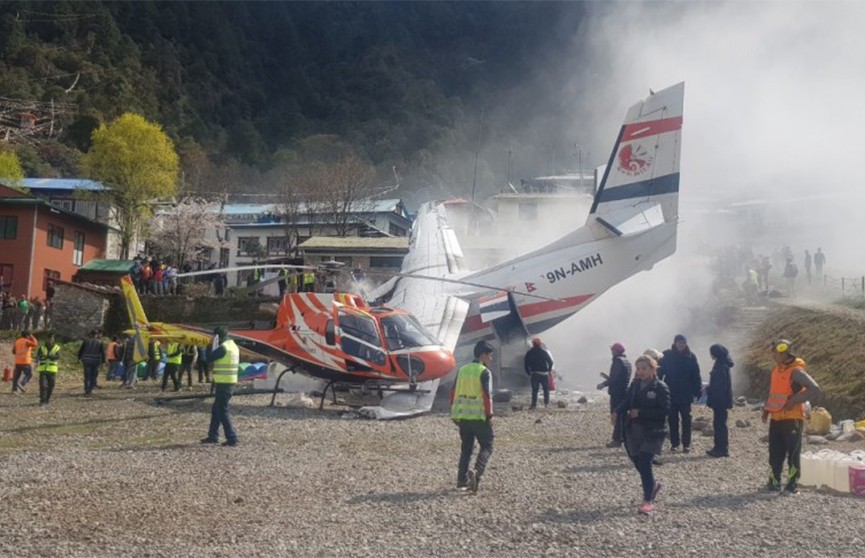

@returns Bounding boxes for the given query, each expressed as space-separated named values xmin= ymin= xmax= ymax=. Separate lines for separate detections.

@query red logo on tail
xmin=617 ymin=143 xmax=653 ymax=177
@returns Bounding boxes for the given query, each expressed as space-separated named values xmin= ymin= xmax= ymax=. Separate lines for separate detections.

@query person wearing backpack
xmin=782 ymin=257 xmax=798 ymax=297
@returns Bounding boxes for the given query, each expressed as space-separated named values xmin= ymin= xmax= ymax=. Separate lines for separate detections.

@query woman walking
xmin=614 ymin=355 xmax=671 ymax=515
xmin=705 ymin=344 xmax=733 ymax=457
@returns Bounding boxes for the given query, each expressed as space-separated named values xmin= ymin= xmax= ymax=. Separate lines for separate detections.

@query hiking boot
xmin=200 ymin=437 xmax=218 ymax=444
xmin=467 ymin=470 xmax=478 ymax=493
xmin=638 ymin=502 xmax=654 ymax=515
xmin=652 ymin=456 xmax=662 ymax=466
xmin=783 ymin=483 xmax=799 ymax=496
xmin=651 ymin=481 xmax=663 ymax=502
xmin=222 ymin=439 xmax=238 ymax=447
xmin=669 ymin=446 xmax=679 ymax=452
xmin=706 ymin=449 xmax=729 ymax=458
xmin=682 ymin=446 xmax=691 ymax=454
xmin=765 ymin=481 xmax=782 ymax=493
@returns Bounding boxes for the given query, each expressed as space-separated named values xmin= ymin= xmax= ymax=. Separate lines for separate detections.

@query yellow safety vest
xmin=166 ymin=342 xmax=182 ymax=365
xmin=37 ymin=344 xmax=61 ymax=374
xmin=150 ymin=340 xmax=162 ymax=361
xmin=450 ymin=362 xmax=487 ymax=421
xmin=303 ymin=272 xmax=315 ymax=285
xmin=212 ymin=339 xmax=240 ymax=384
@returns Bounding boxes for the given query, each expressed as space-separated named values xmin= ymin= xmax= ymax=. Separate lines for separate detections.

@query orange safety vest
xmin=764 ymin=357 xmax=807 ymax=421
xmin=13 ymin=336 xmax=37 ymax=366
xmin=107 ymin=341 xmax=118 ymax=362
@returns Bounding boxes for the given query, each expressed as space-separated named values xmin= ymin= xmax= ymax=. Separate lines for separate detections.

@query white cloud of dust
xmin=534 ymin=1 xmax=865 ymax=389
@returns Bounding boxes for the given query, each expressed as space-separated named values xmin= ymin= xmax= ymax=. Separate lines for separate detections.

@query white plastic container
xmin=830 ymin=455 xmax=858 ymax=493
xmin=809 ymin=449 xmax=843 ymax=488
xmin=799 ymin=451 xmax=818 ymax=487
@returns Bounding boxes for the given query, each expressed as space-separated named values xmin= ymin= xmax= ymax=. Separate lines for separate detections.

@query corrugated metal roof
xmin=220 ymin=199 xmax=406 ymax=217
xmin=21 ymin=178 xmax=108 ymax=191
xmin=299 ymin=236 xmax=409 ymax=250
xmin=78 ymin=259 xmax=135 ymax=273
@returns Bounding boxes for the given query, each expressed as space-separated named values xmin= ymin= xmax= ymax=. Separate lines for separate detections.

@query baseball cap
xmin=610 ymin=342 xmax=626 ymax=353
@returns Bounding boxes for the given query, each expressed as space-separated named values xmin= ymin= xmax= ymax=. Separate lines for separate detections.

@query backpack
xmin=788 ymin=263 xmax=798 ymax=277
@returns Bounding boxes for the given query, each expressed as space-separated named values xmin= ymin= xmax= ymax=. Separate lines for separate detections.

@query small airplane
xmin=119 ymin=275 xmax=457 ymax=403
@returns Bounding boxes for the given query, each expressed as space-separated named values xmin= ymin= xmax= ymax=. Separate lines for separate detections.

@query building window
xmin=47 ymin=223 xmax=64 ymax=249
xmin=518 ymin=202 xmax=538 ymax=221
xmin=267 ymin=236 xmax=289 ymax=255
xmin=388 ymin=223 xmax=406 ymax=236
xmin=43 ymin=269 xmax=60 ymax=291
xmin=0 ymin=263 xmax=13 ymax=290
xmin=370 ymin=256 xmax=405 ymax=268
xmin=0 ymin=215 xmax=17 ymax=239
xmin=219 ymin=248 xmax=230 ymax=268
xmin=237 ymin=237 xmax=262 ymax=256
xmin=51 ymin=199 xmax=74 ymax=212
xmin=73 ymin=231 xmax=85 ymax=266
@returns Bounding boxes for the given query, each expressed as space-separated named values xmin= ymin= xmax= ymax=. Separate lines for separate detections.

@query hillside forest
xmin=0 ymin=1 xmax=590 ymax=205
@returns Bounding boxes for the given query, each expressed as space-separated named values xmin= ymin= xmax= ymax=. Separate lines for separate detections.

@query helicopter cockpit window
xmin=381 ymin=315 xmax=440 ymax=350
xmin=338 ymin=311 xmax=385 ymax=366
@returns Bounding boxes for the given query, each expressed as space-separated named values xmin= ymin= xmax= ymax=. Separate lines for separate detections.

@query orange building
xmin=0 ymin=184 xmax=108 ymax=298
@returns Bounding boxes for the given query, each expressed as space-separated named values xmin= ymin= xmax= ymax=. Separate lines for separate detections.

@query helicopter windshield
xmin=380 ymin=314 xmax=440 ymax=350
xmin=338 ymin=311 xmax=385 ymax=366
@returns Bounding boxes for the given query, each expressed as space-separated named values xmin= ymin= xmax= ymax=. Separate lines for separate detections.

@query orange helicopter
xmin=120 ymin=274 xmax=456 ymax=407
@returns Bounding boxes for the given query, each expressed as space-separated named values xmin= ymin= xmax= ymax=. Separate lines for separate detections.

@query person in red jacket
xmin=12 ymin=330 xmax=38 ymax=394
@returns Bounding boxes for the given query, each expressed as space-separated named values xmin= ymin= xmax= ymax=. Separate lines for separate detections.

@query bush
xmin=181 ymin=282 xmax=212 ymax=298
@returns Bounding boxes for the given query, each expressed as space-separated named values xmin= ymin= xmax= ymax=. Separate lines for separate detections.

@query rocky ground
xmin=1 ymin=369 xmax=864 ymax=558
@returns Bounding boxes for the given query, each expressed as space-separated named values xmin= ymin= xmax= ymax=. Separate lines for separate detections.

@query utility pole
xmin=469 ymin=107 xmax=485 ymax=236
xmin=575 ymin=142 xmax=583 ymax=190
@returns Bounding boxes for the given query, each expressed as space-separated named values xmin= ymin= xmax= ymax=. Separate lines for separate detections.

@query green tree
xmin=82 ymin=112 xmax=179 ymax=258
xmin=0 ymin=149 xmax=25 ymax=188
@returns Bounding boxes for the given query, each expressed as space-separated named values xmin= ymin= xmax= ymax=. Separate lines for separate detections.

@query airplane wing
xmin=360 ymin=201 xmax=468 ymax=419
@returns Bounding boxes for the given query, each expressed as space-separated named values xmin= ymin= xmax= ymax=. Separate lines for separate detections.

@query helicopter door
xmin=336 ymin=311 xmax=387 ymax=370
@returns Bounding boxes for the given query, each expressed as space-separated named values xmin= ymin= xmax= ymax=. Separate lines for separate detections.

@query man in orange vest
xmin=11 ymin=330 xmax=38 ymax=394
xmin=762 ymin=339 xmax=821 ymax=494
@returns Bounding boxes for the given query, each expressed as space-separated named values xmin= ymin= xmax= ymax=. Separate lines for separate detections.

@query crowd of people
xmin=9 ymin=315 xmax=825 ymax=515
xmin=450 ymin=333 xmax=822 ymax=516
xmin=738 ymin=246 xmax=827 ymax=303
xmin=1 ymin=286 xmax=53 ymax=331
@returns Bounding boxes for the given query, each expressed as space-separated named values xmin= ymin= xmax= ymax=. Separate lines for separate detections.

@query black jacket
xmin=707 ymin=356 xmax=734 ymax=410
xmin=524 ymin=346 xmax=553 ymax=375
xmin=615 ymin=378 xmax=671 ymax=439
xmin=659 ymin=346 xmax=702 ymax=405
xmin=606 ymin=355 xmax=632 ymax=403
xmin=78 ymin=338 xmax=106 ymax=365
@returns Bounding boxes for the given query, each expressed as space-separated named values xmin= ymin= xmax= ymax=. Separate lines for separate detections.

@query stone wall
xmin=52 ymin=282 xmax=112 ymax=339
xmin=52 ymin=282 xmax=279 ymax=337
xmin=108 ymin=294 xmax=279 ymax=331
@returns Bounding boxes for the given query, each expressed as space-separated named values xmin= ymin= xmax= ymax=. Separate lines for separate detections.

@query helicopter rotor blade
xmin=358 ymin=269 xmax=561 ymax=302
xmin=175 ymin=264 xmax=315 ymax=279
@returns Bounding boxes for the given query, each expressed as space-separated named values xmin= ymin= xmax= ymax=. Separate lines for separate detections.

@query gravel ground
xmin=1 ymin=372 xmax=864 ymax=558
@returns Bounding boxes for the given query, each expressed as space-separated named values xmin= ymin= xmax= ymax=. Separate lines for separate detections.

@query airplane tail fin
xmin=589 ymin=82 xmax=684 ymax=235
xmin=120 ymin=275 xmax=150 ymax=363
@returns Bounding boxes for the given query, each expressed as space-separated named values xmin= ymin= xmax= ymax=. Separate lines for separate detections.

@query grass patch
xmin=742 ymin=304 xmax=865 ymax=421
